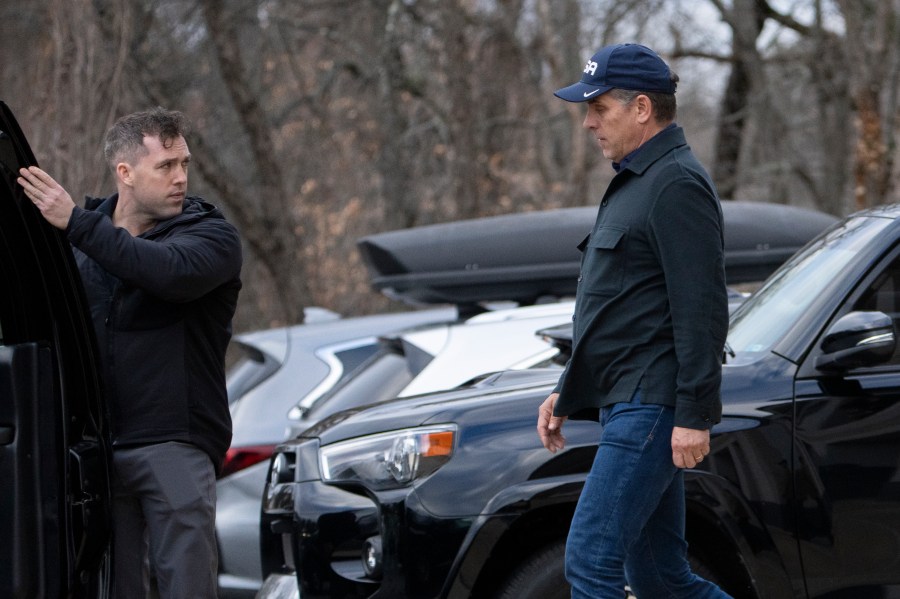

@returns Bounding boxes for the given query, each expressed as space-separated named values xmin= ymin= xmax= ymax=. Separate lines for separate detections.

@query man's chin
xmin=159 ymin=205 xmax=184 ymax=220
xmin=597 ymin=144 xmax=616 ymax=161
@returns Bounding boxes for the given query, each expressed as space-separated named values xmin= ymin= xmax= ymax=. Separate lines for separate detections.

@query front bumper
xmin=263 ymin=474 xmax=474 ymax=599
xmin=255 ymin=573 xmax=300 ymax=599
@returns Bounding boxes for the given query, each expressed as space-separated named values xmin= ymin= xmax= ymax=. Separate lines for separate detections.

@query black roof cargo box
xmin=357 ymin=201 xmax=837 ymax=306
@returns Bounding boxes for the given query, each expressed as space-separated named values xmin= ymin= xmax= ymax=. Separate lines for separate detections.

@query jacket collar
xmin=83 ymin=193 xmax=117 ymax=215
xmin=618 ymin=124 xmax=687 ymax=176
xmin=82 ymin=193 xmax=222 ymax=235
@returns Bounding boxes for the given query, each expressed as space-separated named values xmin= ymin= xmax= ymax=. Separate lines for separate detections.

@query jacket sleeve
xmin=648 ymin=178 xmax=728 ymax=429
xmin=66 ymin=206 xmax=242 ymax=303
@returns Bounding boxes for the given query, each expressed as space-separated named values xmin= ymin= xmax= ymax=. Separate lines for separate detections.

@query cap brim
xmin=553 ymin=82 xmax=612 ymax=102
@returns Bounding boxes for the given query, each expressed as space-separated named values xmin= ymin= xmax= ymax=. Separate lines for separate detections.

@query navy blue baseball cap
xmin=554 ymin=43 xmax=675 ymax=102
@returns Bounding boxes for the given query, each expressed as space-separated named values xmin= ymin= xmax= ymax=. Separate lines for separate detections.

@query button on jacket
xmin=67 ymin=194 xmax=242 ymax=472
xmin=553 ymin=126 xmax=728 ymax=430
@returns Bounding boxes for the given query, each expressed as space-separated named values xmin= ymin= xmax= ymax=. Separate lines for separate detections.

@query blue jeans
xmin=565 ymin=392 xmax=731 ymax=599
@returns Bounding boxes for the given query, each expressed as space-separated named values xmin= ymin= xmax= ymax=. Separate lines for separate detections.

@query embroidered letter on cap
xmin=583 ymin=60 xmax=598 ymax=76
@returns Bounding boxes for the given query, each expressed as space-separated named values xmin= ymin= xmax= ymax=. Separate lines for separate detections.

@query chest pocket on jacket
xmin=580 ymin=225 xmax=628 ymax=297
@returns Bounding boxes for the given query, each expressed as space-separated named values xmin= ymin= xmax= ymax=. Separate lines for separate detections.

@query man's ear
xmin=635 ymin=94 xmax=654 ymax=124
xmin=116 ymin=162 xmax=133 ymax=186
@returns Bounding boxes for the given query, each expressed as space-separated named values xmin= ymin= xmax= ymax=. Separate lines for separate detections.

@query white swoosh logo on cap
xmin=583 ymin=89 xmax=600 ymax=98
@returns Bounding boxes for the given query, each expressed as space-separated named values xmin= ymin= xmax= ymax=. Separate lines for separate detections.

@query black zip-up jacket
xmin=66 ymin=194 xmax=242 ymax=472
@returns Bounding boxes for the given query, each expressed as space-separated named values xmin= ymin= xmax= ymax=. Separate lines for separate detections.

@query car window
xmin=848 ymin=251 xmax=900 ymax=365
xmin=226 ymin=343 xmax=281 ymax=404
xmin=333 ymin=343 xmax=381 ymax=376
xmin=304 ymin=348 xmax=416 ymax=421
xmin=728 ymin=216 xmax=892 ymax=358
xmin=854 ymin=254 xmax=900 ymax=316
xmin=288 ymin=338 xmax=386 ymax=416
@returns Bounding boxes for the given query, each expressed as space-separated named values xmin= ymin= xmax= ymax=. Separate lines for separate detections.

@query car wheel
xmin=499 ymin=540 xmax=718 ymax=599
xmin=495 ymin=540 xmax=569 ymax=599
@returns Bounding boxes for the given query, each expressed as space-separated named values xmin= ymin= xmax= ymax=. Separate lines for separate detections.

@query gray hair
xmin=103 ymin=107 xmax=189 ymax=171
xmin=608 ymin=71 xmax=679 ymax=123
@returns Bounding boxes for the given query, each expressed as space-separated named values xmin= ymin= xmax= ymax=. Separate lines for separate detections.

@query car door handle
xmin=0 ymin=426 xmax=13 ymax=445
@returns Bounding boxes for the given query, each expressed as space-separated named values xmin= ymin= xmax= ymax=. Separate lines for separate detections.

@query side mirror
xmin=815 ymin=311 xmax=896 ymax=371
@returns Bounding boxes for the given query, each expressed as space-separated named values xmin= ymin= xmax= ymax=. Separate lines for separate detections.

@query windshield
xmin=728 ymin=216 xmax=892 ymax=358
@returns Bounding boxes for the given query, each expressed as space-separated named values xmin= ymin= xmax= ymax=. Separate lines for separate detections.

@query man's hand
xmin=17 ymin=166 xmax=76 ymax=230
xmin=671 ymin=426 xmax=710 ymax=469
xmin=537 ymin=393 xmax=568 ymax=453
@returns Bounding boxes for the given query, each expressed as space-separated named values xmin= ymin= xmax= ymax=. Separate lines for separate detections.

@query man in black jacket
xmin=18 ymin=108 xmax=242 ymax=598
xmin=537 ymin=44 xmax=731 ymax=598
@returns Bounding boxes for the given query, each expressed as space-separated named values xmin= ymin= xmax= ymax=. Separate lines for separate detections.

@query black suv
xmin=262 ymin=205 xmax=900 ymax=598
xmin=0 ymin=102 xmax=111 ymax=596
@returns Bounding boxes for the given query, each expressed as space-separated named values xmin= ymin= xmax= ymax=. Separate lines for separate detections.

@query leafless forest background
xmin=1 ymin=0 xmax=898 ymax=333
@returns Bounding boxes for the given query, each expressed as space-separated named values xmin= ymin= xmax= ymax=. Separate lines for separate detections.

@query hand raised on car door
xmin=17 ymin=166 xmax=76 ymax=230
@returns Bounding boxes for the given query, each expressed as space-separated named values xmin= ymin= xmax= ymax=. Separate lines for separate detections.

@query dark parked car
xmin=261 ymin=204 xmax=900 ymax=598
xmin=0 ymin=102 xmax=112 ymax=596
xmin=228 ymin=201 xmax=836 ymax=596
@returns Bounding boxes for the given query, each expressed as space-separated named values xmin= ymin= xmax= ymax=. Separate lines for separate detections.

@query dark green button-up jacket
xmin=553 ymin=125 xmax=728 ymax=430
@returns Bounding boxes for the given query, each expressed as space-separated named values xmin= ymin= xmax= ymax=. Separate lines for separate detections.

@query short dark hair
xmin=608 ymin=71 xmax=679 ymax=123
xmin=103 ymin=107 xmax=189 ymax=171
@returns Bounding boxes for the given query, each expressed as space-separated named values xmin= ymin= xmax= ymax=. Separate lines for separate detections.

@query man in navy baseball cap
xmin=538 ymin=43 xmax=732 ymax=599
xmin=554 ymin=43 xmax=677 ymax=102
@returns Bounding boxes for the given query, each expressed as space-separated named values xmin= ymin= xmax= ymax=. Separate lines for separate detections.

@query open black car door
xmin=0 ymin=102 xmax=111 ymax=597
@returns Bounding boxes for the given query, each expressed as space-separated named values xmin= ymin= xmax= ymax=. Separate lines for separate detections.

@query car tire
xmin=497 ymin=540 xmax=727 ymax=599
xmin=495 ymin=540 xmax=569 ymax=599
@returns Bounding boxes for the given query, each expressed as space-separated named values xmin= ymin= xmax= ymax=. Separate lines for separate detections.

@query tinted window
xmin=851 ymin=251 xmax=900 ymax=365
xmin=729 ymin=216 xmax=893 ymax=358
xmin=305 ymin=348 xmax=418 ymax=421
xmin=226 ymin=343 xmax=280 ymax=404
xmin=332 ymin=343 xmax=381 ymax=380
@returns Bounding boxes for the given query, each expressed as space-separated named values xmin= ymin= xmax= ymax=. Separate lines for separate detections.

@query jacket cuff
xmin=65 ymin=205 xmax=86 ymax=239
xmin=674 ymin=399 xmax=718 ymax=430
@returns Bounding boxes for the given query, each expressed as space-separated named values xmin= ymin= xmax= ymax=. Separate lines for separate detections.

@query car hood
xmin=290 ymin=351 xmax=802 ymax=450
xmin=296 ymin=369 xmax=561 ymax=446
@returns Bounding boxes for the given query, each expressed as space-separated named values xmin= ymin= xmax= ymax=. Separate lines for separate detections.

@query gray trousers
xmin=112 ymin=441 xmax=218 ymax=598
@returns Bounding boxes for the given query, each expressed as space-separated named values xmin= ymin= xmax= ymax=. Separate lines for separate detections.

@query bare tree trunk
xmin=802 ymin=0 xmax=853 ymax=216
xmin=370 ymin=0 xmax=422 ymax=230
xmin=536 ymin=0 xmax=592 ymax=207
xmin=199 ymin=0 xmax=311 ymax=324
xmin=13 ymin=0 xmax=135 ymax=196
xmin=838 ymin=0 xmax=899 ymax=209
xmin=435 ymin=3 xmax=482 ymax=220
xmin=710 ymin=0 xmax=767 ymax=199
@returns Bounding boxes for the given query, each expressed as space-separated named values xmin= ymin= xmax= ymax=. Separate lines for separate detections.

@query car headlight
xmin=319 ymin=425 xmax=456 ymax=490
